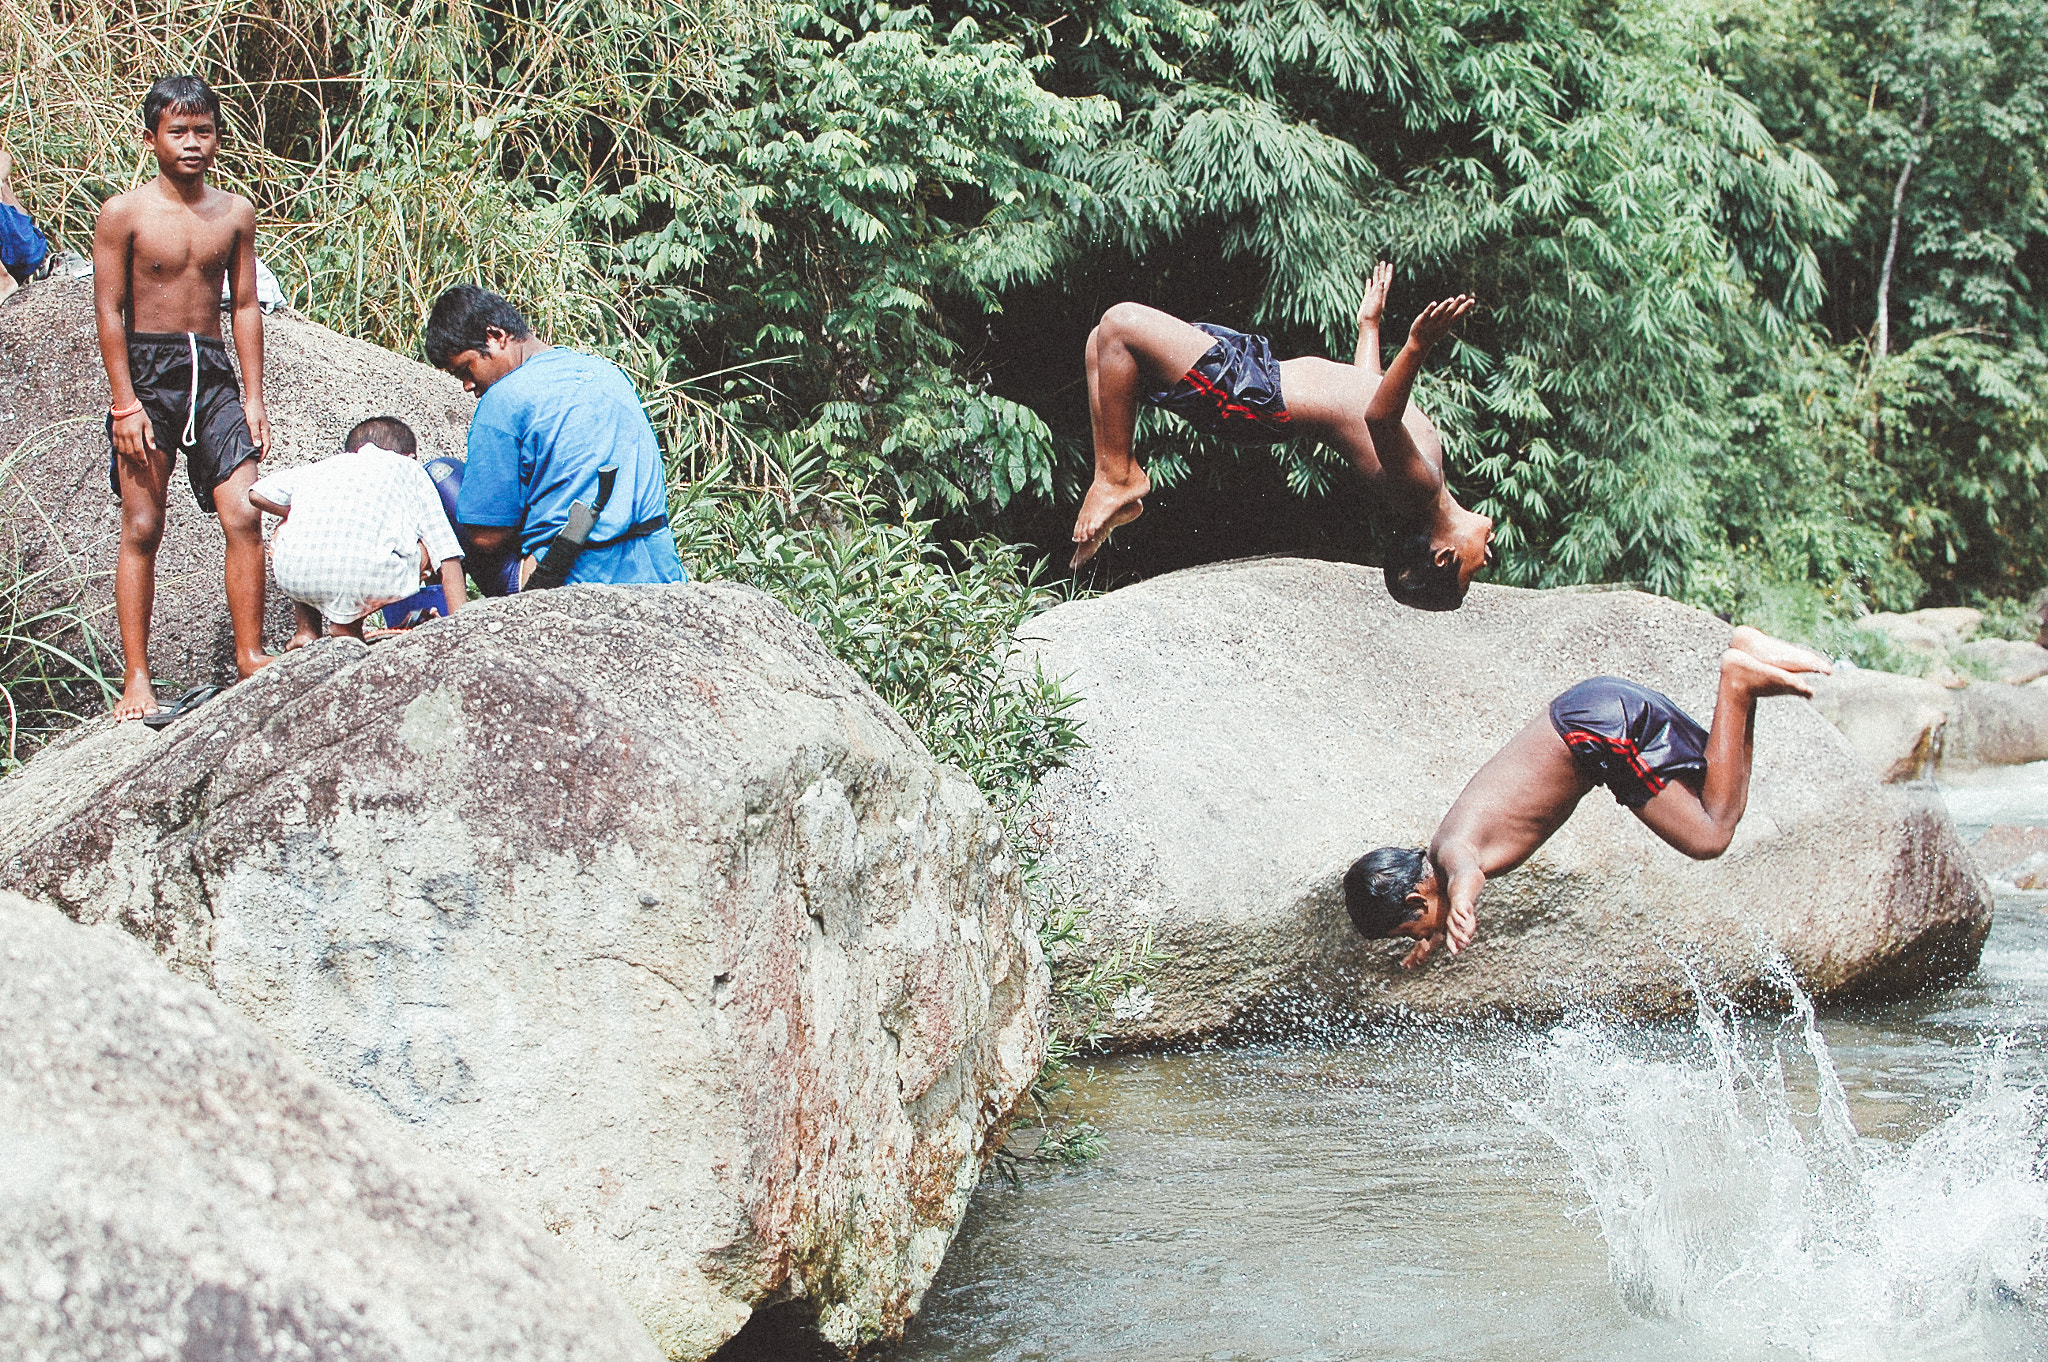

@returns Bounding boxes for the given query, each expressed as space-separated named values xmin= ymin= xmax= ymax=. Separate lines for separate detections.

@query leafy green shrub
xmin=671 ymin=436 xmax=1083 ymax=809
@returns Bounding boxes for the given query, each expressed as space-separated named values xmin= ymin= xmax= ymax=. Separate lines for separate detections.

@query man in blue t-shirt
xmin=423 ymin=285 xmax=686 ymax=587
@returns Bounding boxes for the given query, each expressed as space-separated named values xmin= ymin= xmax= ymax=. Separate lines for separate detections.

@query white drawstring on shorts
xmin=182 ymin=332 xmax=200 ymax=450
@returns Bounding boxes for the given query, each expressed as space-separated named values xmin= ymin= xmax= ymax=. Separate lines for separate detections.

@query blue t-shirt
xmin=0 ymin=203 xmax=48 ymax=286
xmin=457 ymin=348 xmax=686 ymax=586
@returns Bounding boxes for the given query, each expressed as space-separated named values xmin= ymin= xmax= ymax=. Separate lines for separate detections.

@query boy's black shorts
xmin=107 ymin=332 xmax=259 ymax=514
xmin=1549 ymin=676 xmax=1709 ymax=808
xmin=1142 ymin=322 xmax=1295 ymax=445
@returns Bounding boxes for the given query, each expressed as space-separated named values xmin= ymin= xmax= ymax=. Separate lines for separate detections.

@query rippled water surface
xmin=858 ymin=775 xmax=2048 ymax=1362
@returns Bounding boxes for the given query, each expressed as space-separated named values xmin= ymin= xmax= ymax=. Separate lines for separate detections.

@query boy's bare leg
xmin=1071 ymin=303 xmax=1216 ymax=569
xmin=112 ymin=446 xmax=176 ymax=720
xmin=287 ymin=601 xmax=321 ymax=650
xmin=1634 ymin=646 xmax=1823 ymax=859
xmin=327 ymin=618 xmax=366 ymax=640
xmin=214 ymin=458 xmax=272 ymax=677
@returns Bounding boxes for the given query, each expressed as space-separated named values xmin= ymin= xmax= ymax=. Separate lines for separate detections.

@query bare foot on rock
xmin=1070 ymin=472 xmax=1150 ymax=569
xmin=1730 ymin=625 xmax=1832 ymax=676
xmin=112 ymin=670 xmax=158 ymax=723
xmin=1722 ymin=647 xmax=1817 ymax=700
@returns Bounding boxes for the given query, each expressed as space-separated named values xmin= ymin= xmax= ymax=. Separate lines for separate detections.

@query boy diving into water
xmin=1347 ymin=627 xmax=1832 ymax=968
xmin=1069 ymin=263 xmax=1494 ymax=609
xmin=93 ymin=75 xmax=270 ymax=719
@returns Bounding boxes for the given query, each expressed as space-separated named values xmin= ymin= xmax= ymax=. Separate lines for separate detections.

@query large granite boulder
xmin=0 ymin=889 xmax=661 ymax=1361
xmin=1016 ymin=559 xmax=1990 ymax=1045
xmin=0 ymin=583 xmax=1046 ymax=1359
xmin=0 ymin=275 xmax=474 ymax=685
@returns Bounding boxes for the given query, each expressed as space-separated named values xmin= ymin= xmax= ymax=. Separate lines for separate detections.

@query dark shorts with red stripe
xmin=1549 ymin=676 xmax=1708 ymax=808
xmin=1143 ymin=323 xmax=1293 ymax=445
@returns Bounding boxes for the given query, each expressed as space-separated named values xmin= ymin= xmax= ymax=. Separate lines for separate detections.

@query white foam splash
xmin=1510 ymin=964 xmax=2048 ymax=1360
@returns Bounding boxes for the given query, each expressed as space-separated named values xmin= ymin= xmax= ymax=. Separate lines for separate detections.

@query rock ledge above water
xmin=1017 ymin=558 xmax=1990 ymax=1046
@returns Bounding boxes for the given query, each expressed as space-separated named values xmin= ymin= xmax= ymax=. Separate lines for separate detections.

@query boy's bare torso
xmin=1276 ymin=356 xmax=1443 ymax=507
xmin=1429 ymin=716 xmax=1600 ymax=879
xmin=101 ymin=180 xmax=251 ymax=336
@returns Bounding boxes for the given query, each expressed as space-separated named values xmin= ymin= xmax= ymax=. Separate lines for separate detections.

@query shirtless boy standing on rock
xmin=93 ymin=75 xmax=270 ymax=720
xmin=1070 ymin=263 xmax=1494 ymax=610
xmin=1346 ymin=627 xmax=1832 ymax=967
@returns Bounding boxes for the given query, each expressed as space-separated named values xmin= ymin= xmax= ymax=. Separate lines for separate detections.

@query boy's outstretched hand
xmin=1407 ymin=295 xmax=1477 ymax=350
xmin=1357 ymin=261 xmax=1394 ymax=328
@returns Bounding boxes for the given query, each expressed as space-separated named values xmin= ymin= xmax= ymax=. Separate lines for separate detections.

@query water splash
xmin=1510 ymin=963 xmax=2048 ymax=1360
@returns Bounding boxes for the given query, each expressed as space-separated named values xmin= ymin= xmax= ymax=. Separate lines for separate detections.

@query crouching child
xmin=249 ymin=416 xmax=464 ymax=641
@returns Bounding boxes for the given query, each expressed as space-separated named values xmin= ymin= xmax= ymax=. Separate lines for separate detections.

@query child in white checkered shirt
xmin=249 ymin=416 xmax=465 ymax=644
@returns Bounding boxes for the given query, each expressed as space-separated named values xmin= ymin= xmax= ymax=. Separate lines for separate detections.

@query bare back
xmin=95 ymin=181 xmax=253 ymax=337
xmin=1430 ymin=715 xmax=1597 ymax=878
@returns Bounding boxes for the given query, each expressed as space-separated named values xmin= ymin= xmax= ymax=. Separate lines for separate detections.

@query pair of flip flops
xmin=142 ymin=685 xmax=225 ymax=730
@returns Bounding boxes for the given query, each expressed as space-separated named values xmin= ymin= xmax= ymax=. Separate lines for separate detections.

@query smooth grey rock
xmin=0 ymin=276 xmax=475 ymax=686
xmin=1016 ymin=559 xmax=1989 ymax=1045
xmin=1959 ymin=638 xmax=2048 ymax=685
xmin=1947 ymin=682 xmax=2048 ymax=769
xmin=0 ymin=890 xmax=662 ymax=1362
xmin=1968 ymin=824 xmax=2048 ymax=888
xmin=1859 ymin=607 xmax=1983 ymax=653
xmin=1808 ymin=667 xmax=1955 ymax=782
xmin=0 ymin=583 xmax=1046 ymax=1359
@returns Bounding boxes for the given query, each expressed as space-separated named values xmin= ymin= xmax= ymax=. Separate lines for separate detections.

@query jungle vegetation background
xmin=6 ymin=0 xmax=2048 ymax=669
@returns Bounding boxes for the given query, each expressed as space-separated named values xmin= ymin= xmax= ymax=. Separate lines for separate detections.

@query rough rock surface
xmin=0 ymin=276 xmax=474 ymax=685
xmin=1016 ymin=559 xmax=1990 ymax=1045
xmin=0 ymin=890 xmax=662 ymax=1361
xmin=0 ymin=584 xmax=1046 ymax=1359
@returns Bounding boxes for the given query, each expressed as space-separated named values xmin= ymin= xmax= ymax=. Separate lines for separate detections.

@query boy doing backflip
xmin=1346 ymin=628 xmax=1832 ymax=968
xmin=94 ymin=75 xmax=269 ymax=720
xmin=1070 ymin=263 xmax=1494 ymax=609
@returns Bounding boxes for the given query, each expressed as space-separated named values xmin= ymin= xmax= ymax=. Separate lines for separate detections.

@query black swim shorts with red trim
xmin=1548 ymin=676 xmax=1708 ymax=808
xmin=1142 ymin=322 xmax=1294 ymax=445
xmin=106 ymin=332 xmax=260 ymax=514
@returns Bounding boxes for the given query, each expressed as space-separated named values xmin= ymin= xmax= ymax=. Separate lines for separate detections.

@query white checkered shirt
xmin=256 ymin=450 xmax=464 ymax=624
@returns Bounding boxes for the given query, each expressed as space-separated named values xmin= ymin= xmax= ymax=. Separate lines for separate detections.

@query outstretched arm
xmin=1364 ymin=295 xmax=1475 ymax=425
xmin=1354 ymin=261 xmax=1393 ymax=377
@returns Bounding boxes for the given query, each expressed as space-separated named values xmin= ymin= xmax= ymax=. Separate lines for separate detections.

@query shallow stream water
xmin=742 ymin=767 xmax=2048 ymax=1361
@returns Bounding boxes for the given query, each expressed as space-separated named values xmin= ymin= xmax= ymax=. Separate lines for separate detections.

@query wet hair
xmin=344 ymin=416 xmax=418 ymax=456
xmin=423 ymin=285 xmax=533 ymax=369
xmin=143 ymin=76 xmax=221 ymax=136
xmin=1344 ymin=847 xmax=1428 ymax=937
xmin=1384 ymin=530 xmax=1467 ymax=612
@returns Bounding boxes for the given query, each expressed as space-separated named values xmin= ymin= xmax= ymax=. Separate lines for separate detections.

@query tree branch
xmin=1875 ymin=95 xmax=1932 ymax=358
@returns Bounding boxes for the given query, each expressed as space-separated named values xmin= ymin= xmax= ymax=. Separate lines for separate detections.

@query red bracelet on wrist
xmin=109 ymin=401 xmax=144 ymax=420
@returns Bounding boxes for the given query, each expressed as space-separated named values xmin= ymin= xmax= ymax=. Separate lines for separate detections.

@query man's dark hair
xmin=143 ymin=76 xmax=222 ymax=136
xmin=1345 ymin=847 xmax=1428 ymax=937
xmin=344 ymin=416 xmax=418 ymax=456
xmin=1384 ymin=531 xmax=1466 ymax=612
xmin=423 ymin=285 xmax=533 ymax=369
